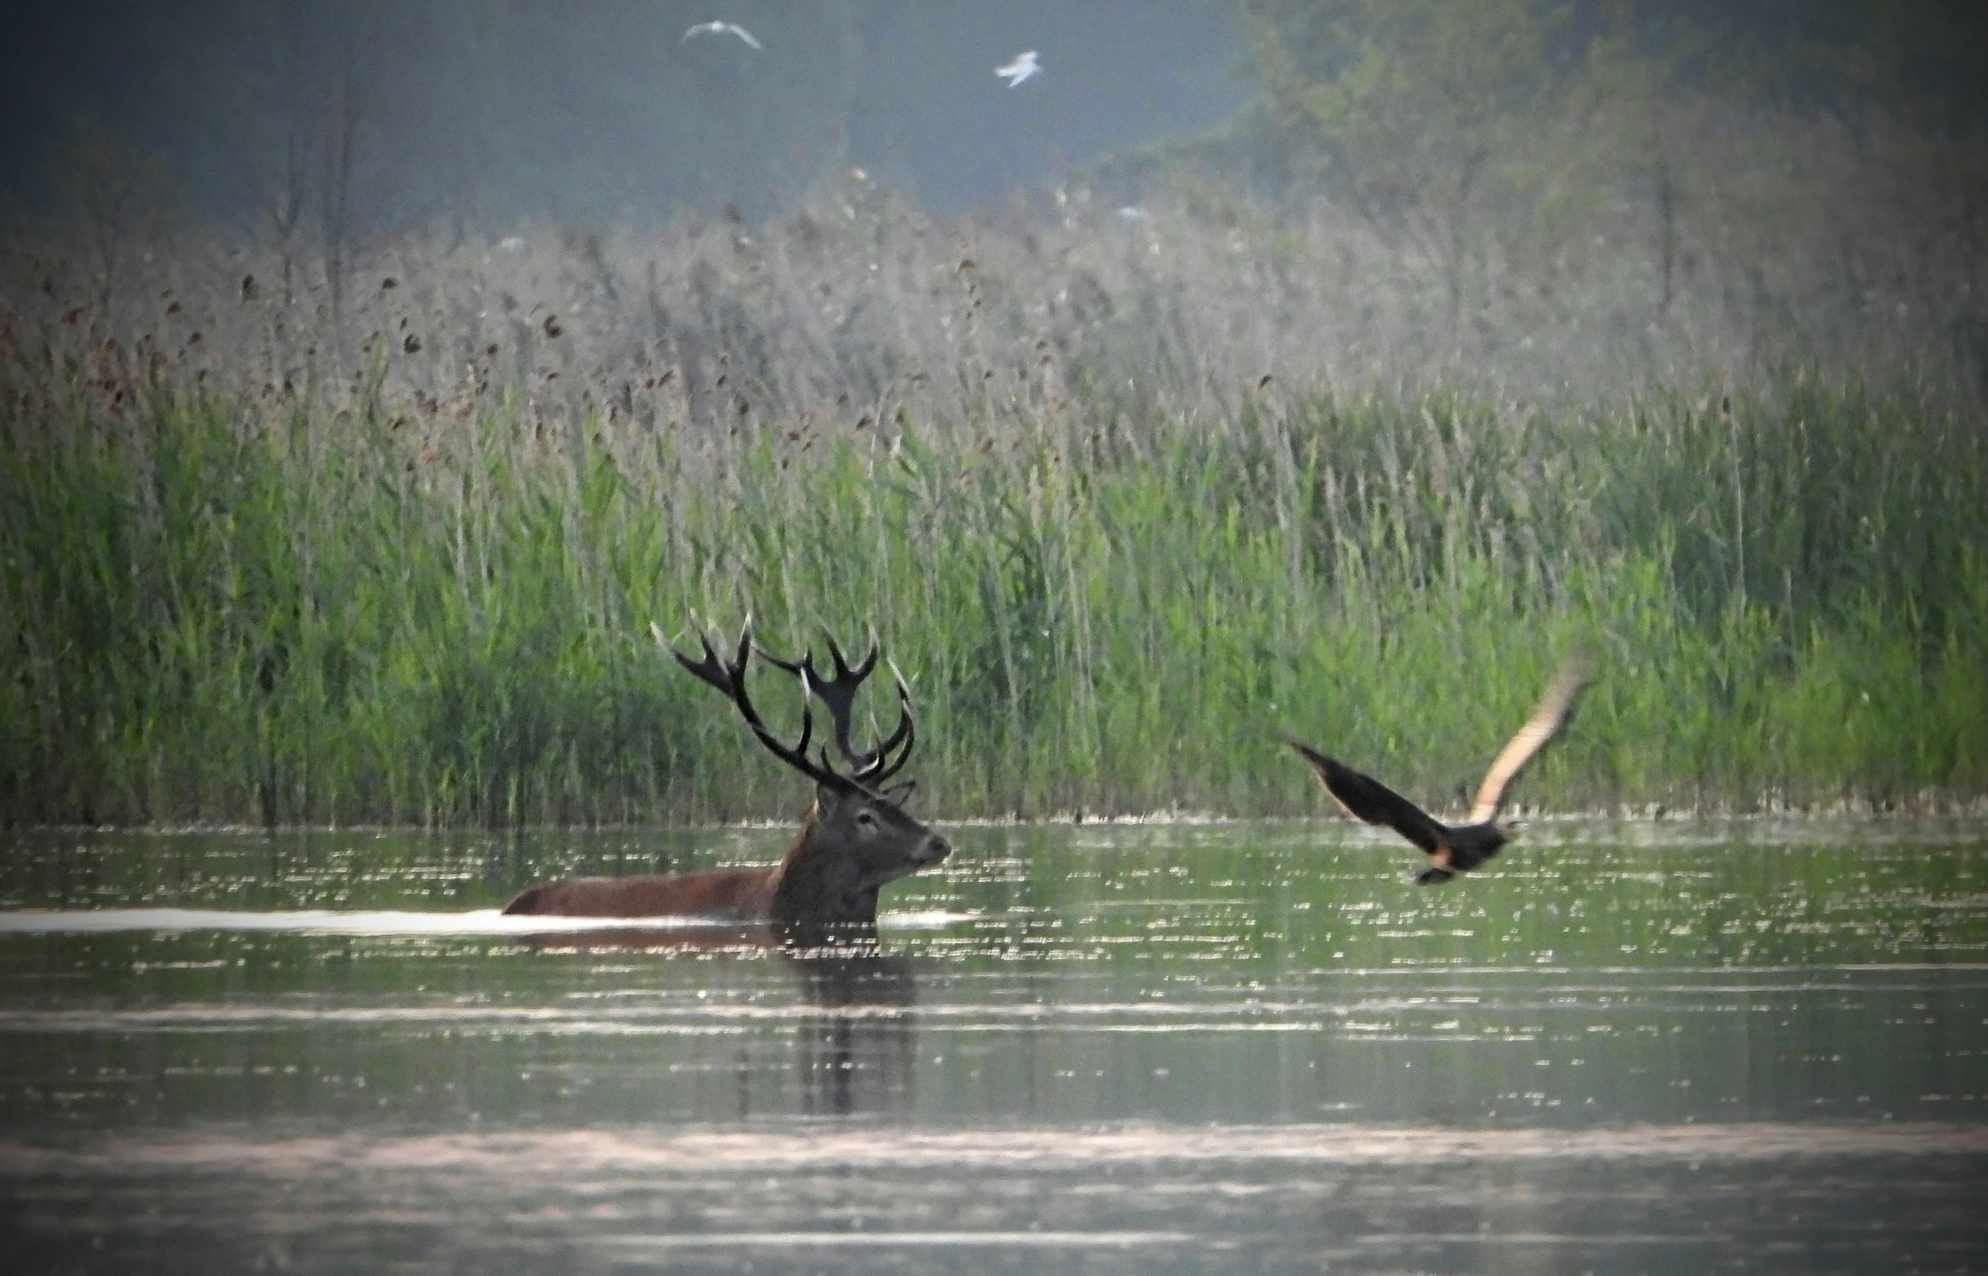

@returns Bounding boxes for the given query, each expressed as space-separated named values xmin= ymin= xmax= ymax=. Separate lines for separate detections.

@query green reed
xmin=2 ymin=365 xmax=1982 ymax=826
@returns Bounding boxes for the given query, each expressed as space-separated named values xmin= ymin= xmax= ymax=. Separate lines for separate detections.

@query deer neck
xmin=767 ymin=808 xmax=880 ymax=945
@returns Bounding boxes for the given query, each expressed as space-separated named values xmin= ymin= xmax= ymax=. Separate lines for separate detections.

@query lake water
xmin=2 ymin=818 xmax=1986 ymax=1271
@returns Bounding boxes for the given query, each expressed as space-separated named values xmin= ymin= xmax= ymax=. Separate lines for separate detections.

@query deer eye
xmin=855 ymin=809 xmax=877 ymax=829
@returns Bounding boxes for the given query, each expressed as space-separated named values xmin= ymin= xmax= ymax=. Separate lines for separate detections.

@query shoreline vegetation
xmin=4 ymin=342 xmax=1983 ymax=827
xmin=9 ymin=808 xmax=1988 ymax=841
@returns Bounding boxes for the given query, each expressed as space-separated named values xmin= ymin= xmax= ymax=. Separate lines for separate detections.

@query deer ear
xmin=881 ymin=779 xmax=917 ymax=805
xmin=814 ymin=782 xmax=845 ymax=816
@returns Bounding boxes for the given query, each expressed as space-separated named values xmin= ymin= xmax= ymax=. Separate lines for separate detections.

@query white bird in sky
xmin=682 ymin=19 xmax=763 ymax=50
xmin=995 ymin=50 xmax=1040 ymax=88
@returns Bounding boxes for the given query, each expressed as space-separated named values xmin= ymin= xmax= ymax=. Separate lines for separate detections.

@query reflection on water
xmin=1 ymin=818 xmax=1986 ymax=1271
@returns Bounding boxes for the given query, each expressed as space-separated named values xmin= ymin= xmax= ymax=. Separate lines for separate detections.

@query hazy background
xmin=2 ymin=1 xmax=1252 ymax=227
xmin=5 ymin=3 xmax=1981 ymax=223
xmin=2 ymin=0 xmax=1985 ymax=417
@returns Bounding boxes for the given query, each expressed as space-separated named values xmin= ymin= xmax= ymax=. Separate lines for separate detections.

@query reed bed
xmin=3 ymin=345 xmax=1982 ymax=826
xmin=7 ymin=28 xmax=1982 ymax=830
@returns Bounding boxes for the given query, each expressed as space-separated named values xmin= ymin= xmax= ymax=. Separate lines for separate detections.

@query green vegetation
xmin=4 ymin=357 xmax=1982 ymax=827
xmin=8 ymin=4 xmax=1980 ymax=828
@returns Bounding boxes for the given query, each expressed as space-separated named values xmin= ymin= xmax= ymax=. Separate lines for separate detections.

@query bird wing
xmin=726 ymin=23 xmax=762 ymax=48
xmin=1286 ymin=739 xmax=1447 ymax=854
xmin=681 ymin=22 xmax=711 ymax=41
xmin=1466 ymin=648 xmax=1593 ymax=824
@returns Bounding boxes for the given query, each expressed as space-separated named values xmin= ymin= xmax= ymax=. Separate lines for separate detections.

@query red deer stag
xmin=503 ymin=620 xmax=951 ymax=945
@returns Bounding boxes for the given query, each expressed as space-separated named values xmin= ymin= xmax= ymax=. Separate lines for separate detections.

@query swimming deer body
xmin=503 ymin=621 xmax=949 ymax=944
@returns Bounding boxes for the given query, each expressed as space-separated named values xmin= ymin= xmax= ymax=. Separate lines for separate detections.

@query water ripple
xmin=4 ymin=1121 xmax=1983 ymax=1179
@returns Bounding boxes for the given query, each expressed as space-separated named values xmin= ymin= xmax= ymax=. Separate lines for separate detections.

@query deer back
xmin=501 ymin=866 xmax=780 ymax=919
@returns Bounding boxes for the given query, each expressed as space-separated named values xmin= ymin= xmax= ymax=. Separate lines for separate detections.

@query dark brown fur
xmin=502 ymin=793 xmax=949 ymax=945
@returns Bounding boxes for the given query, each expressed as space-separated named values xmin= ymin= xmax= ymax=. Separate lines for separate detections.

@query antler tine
xmin=825 ymin=627 xmax=880 ymax=682
xmin=730 ymin=616 xmax=754 ymax=685
xmin=855 ymin=660 xmax=917 ymax=786
xmin=659 ymin=620 xmax=733 ymax=696
xmin=752 ymin=641 xmax=813 ymax=679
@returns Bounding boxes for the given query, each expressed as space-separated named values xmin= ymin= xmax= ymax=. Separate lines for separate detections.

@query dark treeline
xmin=4 ymin=2 xmax=1981 ymax=229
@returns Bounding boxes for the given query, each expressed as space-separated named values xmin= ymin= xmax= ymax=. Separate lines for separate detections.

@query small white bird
xmin=683 ymin=19 xmax=763 ymax=49
xmin=995 ymin=50 xmax=1040 ymax=88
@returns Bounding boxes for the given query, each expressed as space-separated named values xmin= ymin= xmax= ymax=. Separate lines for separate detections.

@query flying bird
xmin=683 ymin=19 xmax=763 ymax=49
xmin=995 ymin=50 xmax=1041 ymax=87
xmin=1287 ymin=650 xmax=1593 ymax=884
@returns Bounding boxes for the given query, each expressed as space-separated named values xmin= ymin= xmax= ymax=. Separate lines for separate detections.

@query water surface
xmin=2 ymin=818 xmax=1985 ymax=1271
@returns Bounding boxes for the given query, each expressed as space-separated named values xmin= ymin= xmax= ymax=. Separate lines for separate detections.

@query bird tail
xmin=1415 ymin=866 xmax=1456 ymax=886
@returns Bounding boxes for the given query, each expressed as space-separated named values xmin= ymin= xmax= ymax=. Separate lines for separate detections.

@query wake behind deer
xmin=502 ymin=620 xmax=950 ymax=945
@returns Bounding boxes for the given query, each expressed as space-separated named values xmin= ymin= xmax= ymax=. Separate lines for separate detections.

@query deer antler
xmin=753 ymin=627 xmax=916 ymax=789
xmin=866 ymin=660 xmax=918 ymax=791
xmin=658 ymin=617 xmax=851 ymax=793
